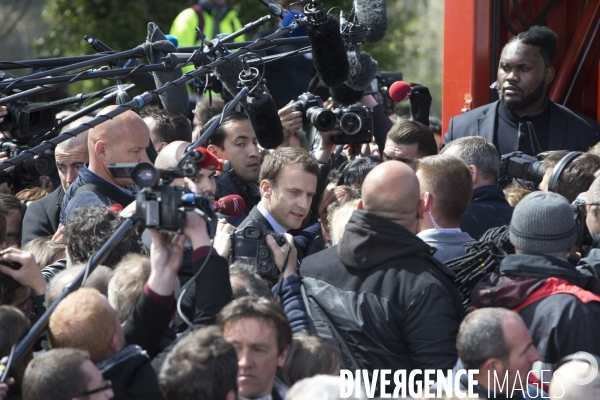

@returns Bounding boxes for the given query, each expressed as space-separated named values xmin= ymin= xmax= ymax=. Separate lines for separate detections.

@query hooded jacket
xmin=472 ymin=253 xmax=600 ymax=365
xmin=300 ymin=210 xmax=464 ymax=372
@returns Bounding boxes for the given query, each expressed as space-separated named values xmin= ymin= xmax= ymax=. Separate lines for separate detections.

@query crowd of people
xmin=0 ymin=18 xmax=600 ymax=400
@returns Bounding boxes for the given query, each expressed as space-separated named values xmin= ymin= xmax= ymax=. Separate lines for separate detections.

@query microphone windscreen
xmin=214 ymin=195 xmax=245 ymax=216
xmin=353 ymin=0 xmax=388 ymax=43
xmin=330 ymin=83 xmax=364 ymax=106
xmin=282 ymin=10 xmax=308 ymax=37
xmin=165 ymin=34 xmax=179 ymax=48
xmin=143 ymin=22 xmax=189 ymax=115
xmin=345 ymin=50 xmax=378 ymax=91
xmin=196 ymin=147 xmax=225 ymax=171
xmin=245 ymin=93 xmax=284 ymax=149
xmin=389 ymin=80 xmax=412 ymax=102
xmin=308 ymin=15 xmax=349 ymax=87
xmin=214 ymin=56 xmax=244 ymax=97
xmin=127 ymin=72 xmax=157 ymax=92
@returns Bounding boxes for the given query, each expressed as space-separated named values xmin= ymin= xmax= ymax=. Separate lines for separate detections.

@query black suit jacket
xmin=21 ymin=186 xmax=63 ymax=246
xmin=443 ymin=100 xmax=599 ymax=153
xmin=237 ymin=205 xmax=275 ymax=232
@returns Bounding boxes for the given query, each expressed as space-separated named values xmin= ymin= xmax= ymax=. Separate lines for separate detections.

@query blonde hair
xmin=329 ymin=199 xmax=360 ymax=245
xmin=108 ymin=254 xmax=151 ymax=324
xmin=48 ymin=287 xmax=116 ymax=363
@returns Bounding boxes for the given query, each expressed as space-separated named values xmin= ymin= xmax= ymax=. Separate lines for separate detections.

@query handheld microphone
xmin=142 ymin=22 xmax=189 ymax=115
xmin=389 ymin=80 xmax=412 ymax=102
xmin=214 ymin=195 xmax=245 ymax=216
xmin=345 ymin=49 xmax=378 ymax=91
xmin=245 ymin=93 xmax=285 ymax=149
xmin=282 ymin=10 xmax=308 ymax=37
xmin=353 ymin=0 xmax=388 ymax=44
xmin=307 ymin=14 xmax=349 ymax=87
xmin=195 ymin=147 xmax=230 ymax=172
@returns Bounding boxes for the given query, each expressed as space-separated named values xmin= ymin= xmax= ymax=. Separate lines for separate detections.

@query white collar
xmin=257 ymin=202 xmax=288 ymax=234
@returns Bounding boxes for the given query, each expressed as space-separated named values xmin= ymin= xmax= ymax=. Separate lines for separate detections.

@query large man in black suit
xmin=443 ymin=26 xmax=599 ymax=156
xmin=21 ymin=131 xmax=89 ymax=246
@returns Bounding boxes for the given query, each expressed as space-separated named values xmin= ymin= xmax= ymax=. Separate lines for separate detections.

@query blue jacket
xmin=461 ymin=185 xmax=513 ymax=240
xmin=60 ymin=165 xmax=137 ymax=223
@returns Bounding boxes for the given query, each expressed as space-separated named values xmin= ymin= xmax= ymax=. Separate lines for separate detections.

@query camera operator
xmin=60 ymin=106 xmax=150 ymax=224
xmin=538 ymin=150 xmax=600 ymax=203
xmin=21 ymin=130 xmax=89 ymax=246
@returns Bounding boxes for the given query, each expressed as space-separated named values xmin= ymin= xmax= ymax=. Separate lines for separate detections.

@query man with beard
xmin=443 ymin=26 xmax=599 ymax=156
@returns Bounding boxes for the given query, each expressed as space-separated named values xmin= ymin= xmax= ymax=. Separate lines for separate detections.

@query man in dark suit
xmin=443 ymin=26 xmax=599 ymax=156
xmin=21 ymin=131 xmax=89 ymax=246
xmin=235 ymin=147 xmax=319 ymax=280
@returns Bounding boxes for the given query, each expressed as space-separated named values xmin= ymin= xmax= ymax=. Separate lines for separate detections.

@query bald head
xmin=155 ymin=141 xmax=190 ymax=169
xmin=88 ymin=106 xmax=150 ymax=186
xmin=361 ymin=161 xmax=423 ymax=233
xmin=550 ymin=359 xmax=600 ymax=399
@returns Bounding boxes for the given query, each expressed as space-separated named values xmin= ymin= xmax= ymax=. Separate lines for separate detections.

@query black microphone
xmin=245 ymin=93 xmax=284 ymax=149
xmin=214 ymin=56 xmax=244 ymax=97
xmin=353 ymin=0 xmax=388 ymax=44
xmin=142 ymin=22 xmax=189 ymax=115
xmin=345 ymin=49 xmax=378 ymax=91
xmin=307 ymin=13 xmax=349 ymax=88
xmin=330 ymin=83 xmax=364 ymax=106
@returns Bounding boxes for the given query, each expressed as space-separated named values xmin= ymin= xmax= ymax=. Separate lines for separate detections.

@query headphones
xmin=547 ymin=151 xmax=582 ymax=193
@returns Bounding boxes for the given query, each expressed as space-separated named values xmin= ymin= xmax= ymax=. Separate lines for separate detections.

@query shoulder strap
xmin=191 ymin=4 xmax=205 ymax=39
xmin=73 ymin=183 xmax=134 ymax=208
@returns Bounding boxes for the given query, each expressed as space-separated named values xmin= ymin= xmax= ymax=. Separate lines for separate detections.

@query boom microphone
xmin=214 ymin=195 xmax=245 ymax=217
xmin=330 ymin=83 xmax=364 ymax=106
xmin=142 ymin=22 xmax=189 ymax=115
xmin=307 ymin=14 xmax=349 ymax=87
xmin=353 ymin=0 xmax=388 ymax=44
xmin=389 ymin=80 xmax=412 ymax=102
xmin=345 ymin=49 xmax=378 ymax=91
xmin=245 ymin=93 xmax=285 ymax=149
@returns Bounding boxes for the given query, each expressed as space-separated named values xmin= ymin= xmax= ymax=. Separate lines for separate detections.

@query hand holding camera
xmin=266 ymin=233 xmax=297 ymax=279
xmin=0 ymin=247 xmax=45 ymax=295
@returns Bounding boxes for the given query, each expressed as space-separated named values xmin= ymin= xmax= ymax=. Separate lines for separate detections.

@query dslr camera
xmin=330 ymin=104 xmax=373 ymax=144
xmin=294 ymin=93 xmax=336 ymax=132
xmin=230 ymin=220 xmax=287 ymax=282
xmin=109 ymin=148 xmax=216 ymax=234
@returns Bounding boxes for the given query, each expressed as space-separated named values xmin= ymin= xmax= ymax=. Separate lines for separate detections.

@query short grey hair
xmin=456 ymin=308 xmax=520 ymax=370
xmin=442 ymin=136 xmax=500 ymax=183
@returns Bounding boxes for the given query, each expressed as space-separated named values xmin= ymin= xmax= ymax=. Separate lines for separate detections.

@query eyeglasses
xmin=80 ymin=380 xmax=112 ymax=396
xmin=577 ymin=203 xmax=600 ymax=217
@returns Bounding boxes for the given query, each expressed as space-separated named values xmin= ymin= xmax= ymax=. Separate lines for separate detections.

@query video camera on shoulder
xmin=108 ymin=148 xmax=216 ymax=234
xmin=230 ymin=220 xmax=286 ymax=282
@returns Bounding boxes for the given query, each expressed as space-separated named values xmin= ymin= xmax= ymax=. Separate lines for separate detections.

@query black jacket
xmin=443 ymin=100 xmax=599 ymax=153
xmin=300 ymin=209 xmax=464 ymax=372
xmin=97 ymin=345 xmax=164 ymax=400
xmin=21 ymin=186 xmax=63 ymax=246
xmin=460 ymin=185 xmax=514 ymax=240
xmin=215 ymin=169 xmax=261 ymax=227
xmin=472 ymin=253 xmax=600 ymax=365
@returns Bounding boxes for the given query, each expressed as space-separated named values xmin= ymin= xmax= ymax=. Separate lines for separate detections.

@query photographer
xmin=60 ymin=106 xmax=151 ymax=224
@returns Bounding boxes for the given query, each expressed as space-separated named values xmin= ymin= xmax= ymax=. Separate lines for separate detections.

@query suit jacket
xmin=443 ymin=100 xmax=599 ymax=153
xmin=21 ymin=186 xmax=63 ymax=246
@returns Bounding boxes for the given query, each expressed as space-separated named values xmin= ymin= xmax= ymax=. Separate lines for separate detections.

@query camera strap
xmin=73 ymin=182 xmax=136 ymax=209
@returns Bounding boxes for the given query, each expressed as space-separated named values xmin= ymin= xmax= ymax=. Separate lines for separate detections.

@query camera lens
xmin=339 ymin=113 xmax=362 ymax=135
xmin=306 ymin=107 xmax=335 ymax=132
xmin=19 ymin=154 xmax=54 ymax=177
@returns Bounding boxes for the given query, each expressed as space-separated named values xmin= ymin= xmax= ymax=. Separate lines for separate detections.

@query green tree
xmin=34 ymin=0 xmax=442 ymax=115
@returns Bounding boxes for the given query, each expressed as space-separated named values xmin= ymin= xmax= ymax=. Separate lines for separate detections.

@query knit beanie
xmin=509 ymin=191 xmax=577 ymax=254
